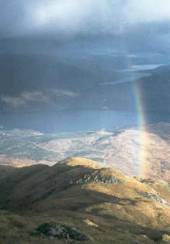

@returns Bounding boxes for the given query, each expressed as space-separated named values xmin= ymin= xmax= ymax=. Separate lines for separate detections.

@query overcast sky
xmin=0 ymin=0 xmax=170 ymax=37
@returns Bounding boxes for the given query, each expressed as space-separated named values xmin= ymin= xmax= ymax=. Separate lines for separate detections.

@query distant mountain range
xmin=0 ymin=123 xmax=170 ymax=182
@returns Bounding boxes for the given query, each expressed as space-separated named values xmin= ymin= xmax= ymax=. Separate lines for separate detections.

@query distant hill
xmin=0 ymin=157 xmax=170 ymax=243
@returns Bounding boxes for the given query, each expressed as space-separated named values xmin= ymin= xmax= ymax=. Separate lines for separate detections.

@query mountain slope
xmin=0 ymin=157 xmax=170 ymax=243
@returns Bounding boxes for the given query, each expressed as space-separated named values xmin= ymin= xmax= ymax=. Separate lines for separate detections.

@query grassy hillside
xmin=0 ymin=157 xmax=170 ymax=243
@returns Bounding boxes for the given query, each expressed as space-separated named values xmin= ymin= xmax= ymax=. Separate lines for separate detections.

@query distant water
xmin=127 ymin=64 xmax=162 ymax=72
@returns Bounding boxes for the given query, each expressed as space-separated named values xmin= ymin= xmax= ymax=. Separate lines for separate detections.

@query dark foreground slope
xmin=0 ymin=157 xmax=170 ymax=243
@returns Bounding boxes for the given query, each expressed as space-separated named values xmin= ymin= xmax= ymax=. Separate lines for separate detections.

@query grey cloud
xmin=1 ymin=91 xmax=49 ymax=108
xmin=51 ymin=89 xmax=79 ymax=98
xmin=1 ymin=89 xmax=78 ymax=108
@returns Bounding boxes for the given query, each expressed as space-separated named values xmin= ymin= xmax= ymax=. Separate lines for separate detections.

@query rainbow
xmin=126 ymin=56 xmax=150 ymax=178
xmin=134 ymin=82 xmax=150 ymax=177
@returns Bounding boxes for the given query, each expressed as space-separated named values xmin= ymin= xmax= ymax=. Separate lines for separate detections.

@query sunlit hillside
xmin=0 ymin=157 xmax=170 ymax=243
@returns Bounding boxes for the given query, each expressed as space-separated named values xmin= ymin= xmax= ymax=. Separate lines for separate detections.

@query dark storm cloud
xmin=0 ymin=0 xmax=170 ymax=126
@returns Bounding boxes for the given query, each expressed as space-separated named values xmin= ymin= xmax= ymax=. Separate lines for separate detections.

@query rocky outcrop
xmin=70 ymin=171 xmax=121 ymax=185
xmin=35 ymin=223 xmax=89 ymax=241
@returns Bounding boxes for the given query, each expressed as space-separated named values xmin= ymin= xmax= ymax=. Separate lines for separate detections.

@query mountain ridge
xmin=0 ymin=157 xmax=170 ymax=243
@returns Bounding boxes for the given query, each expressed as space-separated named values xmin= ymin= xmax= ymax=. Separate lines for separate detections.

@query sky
xmin=0 ymin=0 xmax=170 ymax=37
xmin=0 ymin=0 xmax=170 ymax=132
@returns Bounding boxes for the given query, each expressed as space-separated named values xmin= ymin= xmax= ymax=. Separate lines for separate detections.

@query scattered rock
xmin=139 ymin=191 xmax=169 ymax=205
